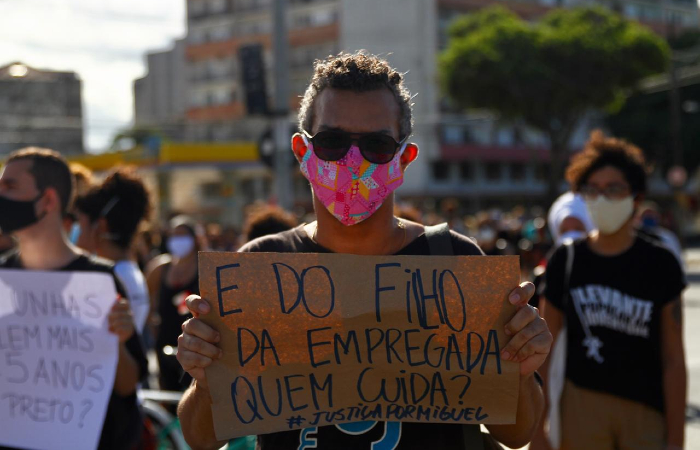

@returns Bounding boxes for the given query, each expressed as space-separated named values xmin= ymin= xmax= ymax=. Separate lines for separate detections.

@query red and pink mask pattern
xmin=300 ymin=138 xmax=406 ymax=226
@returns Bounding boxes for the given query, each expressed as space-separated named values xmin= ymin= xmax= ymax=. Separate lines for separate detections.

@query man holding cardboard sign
xmin=177 ymin=52 xmax=552 ymax=449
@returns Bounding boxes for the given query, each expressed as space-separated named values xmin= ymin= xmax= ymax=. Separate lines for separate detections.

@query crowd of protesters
xmin=0 ymin=51 xmax=689 ymax=450
xmin=0 ymin=148 xmax=686 ymax=448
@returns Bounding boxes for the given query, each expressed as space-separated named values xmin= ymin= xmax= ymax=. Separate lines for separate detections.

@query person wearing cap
xmin=547 ymin=192 xmax=595 ymax=247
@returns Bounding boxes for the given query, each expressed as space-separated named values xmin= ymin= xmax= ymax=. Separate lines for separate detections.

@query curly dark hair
xmin=243 ymin=205 xmax=298 ymax=242
xmin=74 ymin=166 xmax=152 ymax=249
xmin=298 ymin=51 xmax=413 ymax=140
xmin=7 ymin=147 xmax=74 ymax=215
xmin=565 ymin=130 xmax=649 ymax=194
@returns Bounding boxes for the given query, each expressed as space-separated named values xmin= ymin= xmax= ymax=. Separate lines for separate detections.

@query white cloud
xmin=0 ymin=0 xmax=186 ymax=153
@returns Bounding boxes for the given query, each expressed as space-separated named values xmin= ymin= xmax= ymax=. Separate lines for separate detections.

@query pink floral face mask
xmin=300 ymin=136 xmax=406 ymax=226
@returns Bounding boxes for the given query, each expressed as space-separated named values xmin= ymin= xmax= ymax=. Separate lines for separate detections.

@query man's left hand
xmin=502 ymin=282 xmax=552 ymax=377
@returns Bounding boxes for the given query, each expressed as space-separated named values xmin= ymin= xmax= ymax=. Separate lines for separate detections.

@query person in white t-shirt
xmin=73 ymin=166 xmax=152 ymax=333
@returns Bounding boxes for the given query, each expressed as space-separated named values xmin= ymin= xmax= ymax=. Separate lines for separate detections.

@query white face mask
xmin=585 ymin=196 xmax=634 ymax=235
xmin=167 ymin=235 xmax=195 ymax=258
xmin=557 ymin=230 xmax=587 ymax=245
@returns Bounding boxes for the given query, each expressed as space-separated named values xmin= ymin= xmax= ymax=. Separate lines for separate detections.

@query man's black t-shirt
xmin=0 ymin=251 xmax=149 ymax=450
xmin=239 ymin=225 xmax=484 ymax=450
xmin=543 ymin=235 xmax=686 ymax=412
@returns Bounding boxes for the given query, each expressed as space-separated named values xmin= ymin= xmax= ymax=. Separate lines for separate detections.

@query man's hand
xmin=108 ymin=298 xmax=135 ymax=344
xmin=176 ymin=295 xmax=223 ymax=386
xmin=502 ymin=282 xmax=553 ymax=376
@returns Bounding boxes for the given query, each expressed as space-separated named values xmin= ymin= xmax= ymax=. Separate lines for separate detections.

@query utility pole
xmin=666 ymin=6 xmax=684 ymax=171
xmin=272 ymin=0 xmax=293 ymax=210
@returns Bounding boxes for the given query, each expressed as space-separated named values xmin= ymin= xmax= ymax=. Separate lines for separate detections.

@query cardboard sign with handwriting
xmin=0 ymin=270 xmax=119 ymax=450
xmin=199 ymin=252 xmax=520 ymax=439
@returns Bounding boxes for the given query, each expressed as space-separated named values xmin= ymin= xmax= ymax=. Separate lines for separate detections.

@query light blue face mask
xmin=69 ymin=222 xmax=81 ymax=244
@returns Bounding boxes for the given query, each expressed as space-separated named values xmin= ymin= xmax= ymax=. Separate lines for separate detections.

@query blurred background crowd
xmin=2 ymin=0 xmax=700 ymax=447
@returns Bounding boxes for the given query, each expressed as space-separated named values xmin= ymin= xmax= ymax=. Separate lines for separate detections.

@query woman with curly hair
xmin=536 ymin=131 xmax=687 ymax=450
xmin=74 ymin=166 xmax=152 ymax=334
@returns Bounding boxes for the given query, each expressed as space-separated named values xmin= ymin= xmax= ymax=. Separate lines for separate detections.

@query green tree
xmin=440 ymin=6 xmax=670 ymax=199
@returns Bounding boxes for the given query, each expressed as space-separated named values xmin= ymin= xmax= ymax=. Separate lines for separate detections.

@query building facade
xmin=0 ymin=62 xmax=84 ymax=156
xmin=344 ymin=0 xmax=699 ymax=209
xmin=133 ymin=0 xmax=699 ymax=223
xmin=134 ymin=39 xmax=189 ymax=141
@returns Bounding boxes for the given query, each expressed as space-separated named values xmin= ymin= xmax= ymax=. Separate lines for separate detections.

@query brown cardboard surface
xmin=199 ymin=252 xmax=520 ymax=440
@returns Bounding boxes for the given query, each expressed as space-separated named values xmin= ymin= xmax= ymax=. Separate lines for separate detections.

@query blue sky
xmin=0 ymin=0 xmax=186 ymax=152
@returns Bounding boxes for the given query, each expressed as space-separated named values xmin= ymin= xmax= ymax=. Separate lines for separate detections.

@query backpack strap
xmin=424 ymin=223 xmax=454 ymax=256
xmin=563 ymin=241 xmax=574 ymax=309
xmin=425 ymin=223 xmax=484 ymax=449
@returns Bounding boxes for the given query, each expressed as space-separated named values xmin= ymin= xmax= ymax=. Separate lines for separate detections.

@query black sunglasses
xmin=302 ymin=129 xmax=408 ymax=165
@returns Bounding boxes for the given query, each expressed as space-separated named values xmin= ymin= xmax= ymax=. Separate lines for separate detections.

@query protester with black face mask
xmin=0 ymin=147 xmax=148 ymax=449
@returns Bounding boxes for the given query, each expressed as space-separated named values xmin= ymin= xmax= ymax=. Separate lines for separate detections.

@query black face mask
xmin=0 ymin=193 xmax=44 ymax=234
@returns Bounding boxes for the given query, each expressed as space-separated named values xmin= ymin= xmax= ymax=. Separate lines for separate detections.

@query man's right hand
xmin=177 ymin=295 xmax=223 ymax=387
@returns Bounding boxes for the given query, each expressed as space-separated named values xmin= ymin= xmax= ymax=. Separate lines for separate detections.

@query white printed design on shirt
xmin=570 ymin=285 xmax=654 ymax=364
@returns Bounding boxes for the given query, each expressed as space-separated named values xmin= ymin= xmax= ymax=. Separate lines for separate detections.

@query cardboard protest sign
xmin=0 ymin=270 xmax=119 ymax=450
xmin=199 ymin=252 xmax=520 ymax=440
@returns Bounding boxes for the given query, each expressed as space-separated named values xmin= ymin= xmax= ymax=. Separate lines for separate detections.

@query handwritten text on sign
xmin=0 ymin=270 xmax=119 ymax=450
xmin=199 ymin=252 xmax=520 ymax=439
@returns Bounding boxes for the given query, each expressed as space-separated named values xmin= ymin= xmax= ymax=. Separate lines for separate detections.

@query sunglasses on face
xmin=302 ymin=129 xmax=408 ymax=165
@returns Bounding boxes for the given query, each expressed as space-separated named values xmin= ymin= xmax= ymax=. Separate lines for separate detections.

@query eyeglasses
xmin=302 ymin=129 xmax=408 ymax=165
xmin=580 ymin=183 xmax=631 ymax=201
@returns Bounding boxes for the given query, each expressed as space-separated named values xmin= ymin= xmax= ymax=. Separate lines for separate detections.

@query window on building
xmin=189 ymin=0 xmax=207 ymax=16
xmin=510 ymin=163 xmax=526 ymax=181
xmin=208 ymin=58 xmax=231 ymax=78
xmin=496 ymin=128 xmax=513 ymax=146
xmin=459 ymin=162 xmax=474 ymax=181
xmin=189 ymin=29 xmax=206 ymax=44
xmin=311 ymin=10 xmax=334 ymax=27
xmin=624 ymin=4 xmax=639 ymax=18
xmin=190 ymin=124 xmax=209 ymax=141
xmin=534 ymin=163 xmax=549 ymax=181
xmin=485 ymin=162 xmax=502 ymax=181
xmin=212 ymin=87 xmax=231 ymax=105
xmin=249 ymin=20 xmax=271 ymax=35
xmin=234 ymin=0 xmax=250 ymax=11
xmin=432 ymin=161 xmax=451 ymax=181
xmin=201 ymin=181 xmax=223 ymax=199
xmin=293 ymin=14 xmax=312 ymax=29
xmin=443 ymin=126 xmax=464 ymax=145
xmin=190 ymin=91 xmax=207 ymax=107
xmin=213 ymin=125 xmax=231 ymax=141
xmin=209 ymin=25 xmax=231 ymax=42
xmin=209 ymin=0 xmax=228 ymax=12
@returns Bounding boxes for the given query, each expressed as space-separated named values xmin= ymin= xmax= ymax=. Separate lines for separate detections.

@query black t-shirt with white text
xmin=239 ymin=225 xmax=485 ymax=450
xmin=0 ymin=251 xmax=149 ymax=450
xmin=543 ymin=235 xmax=686 ymax=412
